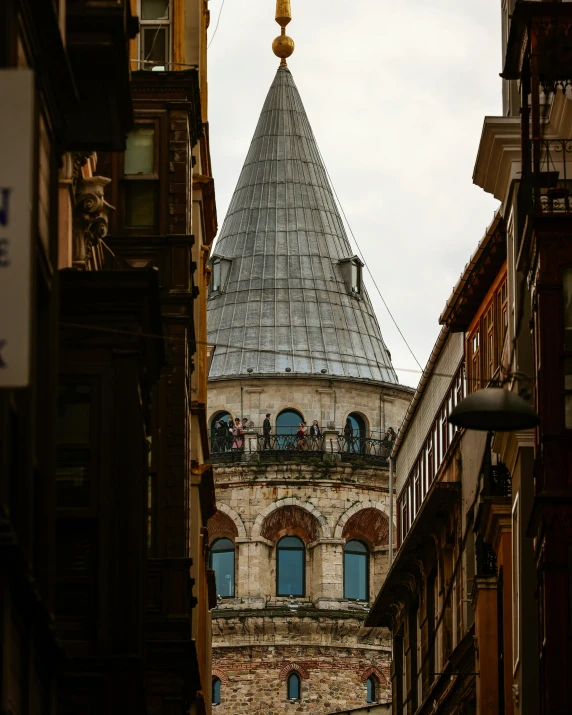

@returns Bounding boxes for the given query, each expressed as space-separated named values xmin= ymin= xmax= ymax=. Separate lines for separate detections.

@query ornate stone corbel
xmin=72 ymin=176 xmax=115 ymax=270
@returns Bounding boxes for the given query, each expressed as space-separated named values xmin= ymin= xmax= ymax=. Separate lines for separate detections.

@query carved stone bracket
xmin=72 ymin=176 xmax=114 ymax=270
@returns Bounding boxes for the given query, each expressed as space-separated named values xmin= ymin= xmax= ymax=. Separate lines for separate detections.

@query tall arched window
xmin=210 ymin=411 xmax=232 ymax=453
xmin=276 ymin=536 xmax=305 ymax=596
xmin=287 ymin=672 xmax=301 ymax=700
xmin=211 ymin=538 xmax=235 ymax=598
xmin=276 ymin=409 xmax=304 ymax=435
xmin=344 ymin=540 xmax=368 ymax=600
xmin=366 ymin=675 xmax=377 ymax=703
xmin=212 ymin=676 xmax=221 ymax=706
xmin=347 ymin=412 xmax=366 ymax=437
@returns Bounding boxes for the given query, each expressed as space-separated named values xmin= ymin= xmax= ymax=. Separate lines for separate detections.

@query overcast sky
xmin=207 ymin=0 xmax=501 ymax=388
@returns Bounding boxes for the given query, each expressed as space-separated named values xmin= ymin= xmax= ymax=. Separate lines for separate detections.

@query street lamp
xmin=448 ymin=385 xmax=539 ymax=432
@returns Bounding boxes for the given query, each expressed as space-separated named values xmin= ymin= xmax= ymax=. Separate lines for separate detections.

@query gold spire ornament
xmin=272 ymin=0 xmax=295 ymax=67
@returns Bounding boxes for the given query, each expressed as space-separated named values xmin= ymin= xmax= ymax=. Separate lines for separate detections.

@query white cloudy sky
xmin=207 ymin=0 xmax=501 ymax=388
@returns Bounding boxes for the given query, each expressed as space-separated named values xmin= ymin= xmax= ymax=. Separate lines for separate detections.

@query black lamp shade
xmin=448 ymin=387 xmax=540 ymax=432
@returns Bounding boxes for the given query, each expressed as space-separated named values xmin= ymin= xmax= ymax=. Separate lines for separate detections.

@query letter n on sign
xmin=0 ymin=69 xmax=34 ymax=387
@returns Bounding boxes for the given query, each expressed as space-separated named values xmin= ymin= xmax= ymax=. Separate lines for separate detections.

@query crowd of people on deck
xmin=210 ymin=413 xmax=397 ymax=454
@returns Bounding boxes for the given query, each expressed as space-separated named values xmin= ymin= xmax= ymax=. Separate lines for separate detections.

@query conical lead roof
xmin=207 ymin=67 xmax=398 ymax=384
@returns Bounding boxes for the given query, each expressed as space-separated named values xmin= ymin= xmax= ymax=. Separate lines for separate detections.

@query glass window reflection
xmin=344 ymin=540 xmax=368 ymax=600
xmin=287 ymin=672 xmax=300 ymax=700
xmin=211 ymin=538 xmax=235 ymax=598
xmin=277 ymin=536 xmax=305 ymax=596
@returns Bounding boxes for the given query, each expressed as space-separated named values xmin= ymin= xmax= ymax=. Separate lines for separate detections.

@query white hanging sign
xmin=0 ymin=69 xmax=34 ymax=387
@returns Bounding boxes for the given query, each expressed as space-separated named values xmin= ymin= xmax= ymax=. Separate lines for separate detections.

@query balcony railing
xmin=336 ymin=436 xmax=392 ymax=463
xmin=483 ymin=462 xmax=512 ymax=498
xmin=526 ymin=138 xmax=572 ymax=215
xmin=208 ymin=431 xmax=392 ymax=466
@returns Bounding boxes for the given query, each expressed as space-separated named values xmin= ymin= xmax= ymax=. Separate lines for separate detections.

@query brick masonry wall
xmin=213 ymin=642 xmax=390 ymax=714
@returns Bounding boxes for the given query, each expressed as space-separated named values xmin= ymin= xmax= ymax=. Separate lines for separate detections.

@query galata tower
xmin=206 ymin=3 xmax=413 ymax=712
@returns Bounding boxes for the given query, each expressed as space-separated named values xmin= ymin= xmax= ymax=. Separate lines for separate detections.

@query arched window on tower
xmin=276 ymin=408 xmax=304 ymax=449
xmin=211 ymin=538 xmax=235 ymax=598
xmin=276 ymin=536 xmax=305 ymax=596
xmin=276 ymin=408 xmax=304 ymax=435
xmin=210 ymin=411 xmax=232 ymax=453
xmin=287 ymin=672 xmax=301 ymax=701
xmin=347 ymin=412 xmax=366 ymax=438
xmin=212 ymin=676 xmax=221 ymax=706
xmin=366 ymin=674 xmax=378 ymax=703
xmin=344 ymin=540 xmax=368 ymax=601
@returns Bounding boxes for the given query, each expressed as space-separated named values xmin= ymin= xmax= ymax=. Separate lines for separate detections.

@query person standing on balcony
xmin=263 ymin=413 xmax=272 ymax=450
xmin=309 ymin=420 xmax=321 ymax=450
xmin=344 ymin=417 xmax=354 ymax=452
xmin=232 ymin=417 xmax=243 ymax=451
xmin=215 ymin=419 xmax=226 ymax=452
xmin=226 ymin=417 xmax=234 ymax=451
xmin=297 ymin=422 xmax=307 ymax=450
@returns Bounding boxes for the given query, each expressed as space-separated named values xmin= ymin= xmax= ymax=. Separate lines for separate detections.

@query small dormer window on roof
xmin=350 ymin=260 xmax=361 ymax=294
xmin=209 ymin=255 xmax=232 ymax=295
xmin=211 ymin=258 xmax=221 ymax=292
xmin=339 ymin=255 xmax=364 ymax=297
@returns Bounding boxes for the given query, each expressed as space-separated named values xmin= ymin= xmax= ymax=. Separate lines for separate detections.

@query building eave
xmin=438 ymin=212 xmax=506 ymax=331
xmin=365 ymin=482 xmax=461 ymax=628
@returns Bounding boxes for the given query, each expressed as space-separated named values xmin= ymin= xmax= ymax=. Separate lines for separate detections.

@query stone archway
xmin=211 ymin=502 xmax=247 ymax=539
xmin=335 ymin=501 xmax=391 ymax=543
xmin=252 ymin=498 xmax=331 ymax=539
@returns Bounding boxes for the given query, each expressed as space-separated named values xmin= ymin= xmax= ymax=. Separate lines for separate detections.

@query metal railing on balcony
xmin=336 ymin=436 xmax=392 ymax=463
xmin=483 ymin=462 xmax=512 ymax=498
xmin=208 ymin=430 xmax=393 ymax=465
xmin=527 ymin=138 xmax=572 ymax=215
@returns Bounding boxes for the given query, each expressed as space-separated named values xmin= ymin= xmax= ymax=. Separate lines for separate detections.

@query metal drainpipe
xmin=333 ymin=388 xmax=337 ymax=429
xmin=388 ymin=456 xmax=394 ymax=567
xmin=240 ymin=383 xmax=244 ymax=419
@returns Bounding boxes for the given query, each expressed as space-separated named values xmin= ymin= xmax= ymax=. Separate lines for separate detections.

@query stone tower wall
xmin=208 ymin=378 xmax=412 ymax=713
xmin=207 ymin=375 xmax=412 ymax=436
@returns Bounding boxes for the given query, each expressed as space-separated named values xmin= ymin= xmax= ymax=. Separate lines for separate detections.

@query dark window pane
xmin=287 ymin=673 xmax=300 ymax=700
xmin=367 ymin=676 xmax=376 ymax=703
xmin=212 ymin=678 xmax=221 ymax=705
xmin=212 ymin=550 xmax=235 ymax=598
xmin=277 ymin=539 xmax=304 ymax=596
xmin=276 ymin=409 xmax=303 ymax=436
xmin=56 ymin=449 xmax=90 ymax=507
xmin=125 ymin=125 xmax=155 ymax=175
xmin=346 ymin=539 xmax=367 ymax=554
xmin=344 ymin=550 xmax=367 ymax=600
xmin=125 ymin=182 xmax=157 ymax=227
xmin=141 ymin=0 xmax=170 ymax=20
xmin=280 ymin=536 xmax=303 ymax=548
xmin=57 ymin=384 xmax=91 ymax=444
xmin=212 ymin=538 xmax=234 ymax=552
xmin=143 ymin=27 xmax=167 ymax=67
xmin=348 ymin=412 xmax=366 ymax=438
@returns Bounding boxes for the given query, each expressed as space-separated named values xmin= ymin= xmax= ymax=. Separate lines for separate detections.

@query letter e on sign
xmin=0 ymin=70 xmax=34 ymax=387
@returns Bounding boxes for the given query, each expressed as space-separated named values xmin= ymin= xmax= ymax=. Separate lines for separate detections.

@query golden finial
xmin=272 ymin=0 xmax=294 ymax=68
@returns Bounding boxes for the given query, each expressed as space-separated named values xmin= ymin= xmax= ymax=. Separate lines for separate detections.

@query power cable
xmin=208 ymin=0 xmax=226 ymax=49
xmin=312 ymin=141 xmax=424 ymax=372
xmin=59 ymin=320 xmax=532 ymax=386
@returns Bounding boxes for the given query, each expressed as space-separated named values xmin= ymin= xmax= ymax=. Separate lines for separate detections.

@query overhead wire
xmin=59 ymin=320 xmax=532 ymax=386
xmin=312 ymin=140 xmax=424 ymax=372
xmin=207 ymin=0 xmax=226 ymax=49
